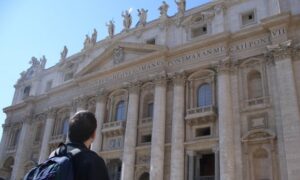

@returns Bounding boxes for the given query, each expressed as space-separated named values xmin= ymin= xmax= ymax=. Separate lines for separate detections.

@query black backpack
xmin=24 ymin=143 xmax=81 ymax=180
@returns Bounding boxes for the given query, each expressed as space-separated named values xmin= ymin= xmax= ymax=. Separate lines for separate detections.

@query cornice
xmin=261 ymin=12 xmax=291 ymax=28
xmin=167 ymin=31 xmax=230 ymax=57
xmin=76 ymin=50 xmax=167 ymax=84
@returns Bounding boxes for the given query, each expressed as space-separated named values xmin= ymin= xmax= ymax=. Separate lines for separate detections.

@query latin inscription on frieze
xmin=97 ymin=37 xmax=270 ymax=85
xmin=230 ymin=35 xmax=270 ymax=54
xmin=168 ymin=45 xmax=226 ymax=67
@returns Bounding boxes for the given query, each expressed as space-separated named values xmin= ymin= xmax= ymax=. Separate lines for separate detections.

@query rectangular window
xmin=241 ymin=10 xmax=256 ymax=26
xmin=191 ymin=25 xmax=207 ymax=38
xmin=141 ymin=134 xmax=152 ymax=143
xmin=64 ymin=72 xmax=73 ymax=81
xmin=195 ymin=127 xmax=211 ymax=137
xmin=45 ymin=80 xmax=53 ymax=92
xmin=146 ymin=38 xmax=156 ymax=45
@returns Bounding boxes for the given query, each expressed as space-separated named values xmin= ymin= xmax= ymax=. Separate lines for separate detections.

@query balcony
xmin=194 ymin=176 xmax=215 ymax=180
xmin=243 ymin=96 xmax=270 ymax=111
xmin=49 ymin=134 xmax=67 ymax=144
xmin=102 ymin=120 xmax=126 ymax=137
xmin=139 ymin=117 xmax=152 ymax=127
xmin=185 ymin=105 xmax=216 ymax=125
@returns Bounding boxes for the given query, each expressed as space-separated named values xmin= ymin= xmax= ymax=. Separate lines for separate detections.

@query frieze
xmin=81 ymin=36 xmax=276 ymax=90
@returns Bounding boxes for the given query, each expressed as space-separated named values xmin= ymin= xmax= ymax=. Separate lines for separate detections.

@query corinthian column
xmin=11 ymin=116 xmax=32 ymax=180
xmin=38 ymin=108 xmax=57 ymax=164
xmin=91 ymin=89 xmax=107 ymax=153
xmin=150 ymin=74 xmax=167 ymax=180
xmin=121 ymin=83 xmax=140 ymax=180
xmin=267 ymin=41 xmax=300 ymax=180
xmin=217 ymin=58 xmax=235 ymax=180
xmin=170 ymin=72 xmax=185 ymax=180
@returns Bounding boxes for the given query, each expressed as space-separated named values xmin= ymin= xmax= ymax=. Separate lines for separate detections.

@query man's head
xmin=68 ymin=110 xmax=97 ymax=144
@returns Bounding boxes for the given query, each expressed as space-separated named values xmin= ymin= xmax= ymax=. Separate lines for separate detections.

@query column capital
xmin=170 ymin=71 xmax=186 ymax=85
xmin=73 ymin=96 xmax=89 ymax=110
xmin=125 ymin=81 xmax=142 ymax=94
xmin=96 ymin=88 xmax=108 ymax=102
xmin=266 ymin=40 xmax=293 ymax=61
xmin=186 ymin=150 xmax=195 ymax=156
xmin=46 ymin=107 xmax=58 ymax=119
xmin=215 ymin=57 xmax=234 ymax=74
xmin=153 ymin=71 xmax=167 ymax=86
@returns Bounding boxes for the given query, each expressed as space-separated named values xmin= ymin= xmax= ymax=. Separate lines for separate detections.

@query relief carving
xmin=113 ymin=46 xmax=125 ymax=65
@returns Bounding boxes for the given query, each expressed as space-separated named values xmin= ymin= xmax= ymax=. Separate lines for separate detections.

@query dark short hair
xmin=68 ymin=110 xmax=97 ymax=143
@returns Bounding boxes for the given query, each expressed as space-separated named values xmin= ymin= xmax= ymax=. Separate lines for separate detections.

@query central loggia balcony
xmin=185 ymin=105 xmax=216 ymax=125
xmin=102 ymin=120 xmax=126 ymax=137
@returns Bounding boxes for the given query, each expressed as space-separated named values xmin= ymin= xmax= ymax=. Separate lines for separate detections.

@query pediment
xmin=77 ymin=42 xmax=164 ymax=77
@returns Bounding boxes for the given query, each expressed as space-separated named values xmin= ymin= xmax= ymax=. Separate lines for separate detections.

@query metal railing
xmin=102 ymin=121 xmax=126 ymax=129
xmin=246 ymin=96 xmax=269 ymax=106
xmin=187 ymin=105 xmax=214 ymax=115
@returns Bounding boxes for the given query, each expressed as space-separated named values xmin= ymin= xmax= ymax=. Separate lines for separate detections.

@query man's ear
xmin=91 ymin=130 xmax=96 ymax=139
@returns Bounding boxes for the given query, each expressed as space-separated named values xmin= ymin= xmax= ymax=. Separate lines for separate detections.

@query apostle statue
xmin=84 ymin=34 xmax=91 ymax=49
xmin=175 ymin=0 xmax=186 ymax=15
xmin=159 ymin=1 xmax=169 ymax=18
xmin=106 ymin=20 xmax=115 ymax=38
xmin=60 ymin=46 xmax=68 ymax=61
xmin=40 ymin=55 xmax=47 ymax=69
xmin=91 ymin=28 xmax=97 ymax=46
xmin=122 ymin=10 xmax=132 ymax=31
xmin=137 ymin=8 xmax=148 ymax=27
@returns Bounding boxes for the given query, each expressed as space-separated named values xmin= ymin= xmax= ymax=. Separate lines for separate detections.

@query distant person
xmin=25 ymin=110 xmax=110 ymax=180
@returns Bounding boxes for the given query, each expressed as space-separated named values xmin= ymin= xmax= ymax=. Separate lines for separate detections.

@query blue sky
xmin=0 ymin=0 xmax=210 ymax=139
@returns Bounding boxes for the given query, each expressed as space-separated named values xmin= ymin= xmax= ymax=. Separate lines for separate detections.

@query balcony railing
xmin=194 ymin=176 xmax=215 ymax=180
xmin=246 ymin=96 xmax=270 ymax=106
xmin=185 ymin=105 xmax=216 ymax=125
xmin=141 ymin=117 xmax=152 ymax=125
xmin=50 ymin=134 xmax=67 ymax=143
xmin=102 ymin=120 xmax=126 ymax=137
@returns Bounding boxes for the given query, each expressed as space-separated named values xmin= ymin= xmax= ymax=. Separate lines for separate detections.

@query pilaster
xmin=91 ymin=88 xmax=107 ymax=153
xmin=121 ymin=82 xmax=140 ymax=180
xmin=216 ymin=57 xmax=235 ymax=180
xmin=38 ymin=108 xmax=57 ymax=164
xmin=11 ymin=115 xmax=32 ymax=180
xmin=170 ymin=72 xmax=186 ymax=180
xmin=267 ymin=41 xmax=300 ymax=180
xmin=150 ymin=73 xmax=167 ymax=180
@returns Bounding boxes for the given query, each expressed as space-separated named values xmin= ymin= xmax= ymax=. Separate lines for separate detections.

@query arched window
xmin=62 ymin=118 xmax=69 ymax=136
xmin=115 ymin=101 xmax=125 ymax=121
xmin=139 ymin=172 xmax=150 ymax=180
xmin=10 ymin=129 xmax=20 ymax=147
xmin=147 ymin=102 xmax=154 ymax=118
xmin=23 ymin=86 xmax=31 ymax=98
xmin=247 ymin=71 xmax=263 ymax=99
xmin=197 ymin=83 xmax=212 ymax=107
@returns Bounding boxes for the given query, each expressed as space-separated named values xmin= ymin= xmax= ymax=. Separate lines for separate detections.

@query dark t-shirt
xmin=66 ymin=142 xmax=110 ymax=180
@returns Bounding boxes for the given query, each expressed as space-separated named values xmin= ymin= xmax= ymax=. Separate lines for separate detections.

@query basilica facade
xmin=1 ymin=0 xmax=300 ymax=180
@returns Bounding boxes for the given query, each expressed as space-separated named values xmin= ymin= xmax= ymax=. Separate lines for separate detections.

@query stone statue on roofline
xmin=84 ymin=34 xmax=91 ymax=50
xmin=159 ymin=1 xmax=169 ymax=19
xmin=91 ymin=28 xmax=97 ymax=46
xmin=106 ymin=20 xmax=115 ymax=38
xmin=137 ymin=8 xmax=148 ymax=27
xmin=122 ymin=10 xmax=132 ymax=31
xmin=175 ymin=0 xmax=186 ymax=26
xmin=40 ymin=55 xmax=47 ymax=69
xmin=60 ymin=46 xmax=68 ymax=61
xmin=175 ymin=0 xmax=186 ymax=15
xmin=30 ymin=56 xmax=40 ymax=67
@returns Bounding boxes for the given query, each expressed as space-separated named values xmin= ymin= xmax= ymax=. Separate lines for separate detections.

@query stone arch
xmin=135 ymin=166 xmax=150 ymax=180
xmin=106 ymin=89 xmax=128 ymax=123
xmin=240 ymin=57 xmax=265 ymax=68
xmin=139 ymin=172 xmax=150 ymax=180
xmin=252 ymin=147 xmax=272 ymax=180
xmin=187 ymin=69 xmax=216 ymax=109
xmin=0 ymin=156 xmax=14 ymax=180
xmin=24 ymin=161 xmax=36 ymax=175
